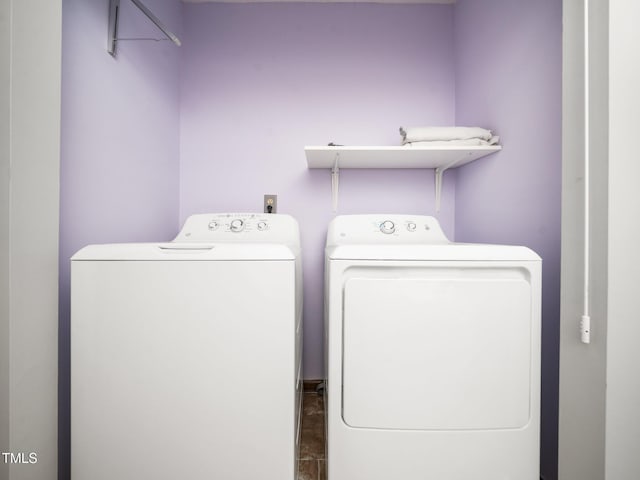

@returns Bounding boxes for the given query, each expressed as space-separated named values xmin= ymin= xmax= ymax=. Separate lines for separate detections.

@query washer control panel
xmin=327 ymin=215 xmax=450 ymax=245
xmin=174 ymin=213 xmax=299 ymax=244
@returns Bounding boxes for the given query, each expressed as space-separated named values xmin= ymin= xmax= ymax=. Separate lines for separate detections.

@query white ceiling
xmin=182 ymin=0 xmax=455 ymax=4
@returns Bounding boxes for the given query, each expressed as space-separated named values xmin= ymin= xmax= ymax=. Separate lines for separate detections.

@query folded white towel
xmin=404 ymin=136 xmax=500 ymax=147
xmin=404 ymin=138 xmax=489 ymax=147
xmin=399 ymin=126 xmax=494 ymax=144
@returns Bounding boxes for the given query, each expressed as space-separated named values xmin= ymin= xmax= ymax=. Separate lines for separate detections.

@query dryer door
xmin=341 ymin=264 xmax=534 ymax=431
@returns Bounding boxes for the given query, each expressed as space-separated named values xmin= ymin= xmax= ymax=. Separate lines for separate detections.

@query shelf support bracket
xmin=434 ymin=157 xmax=466 ymax=212
xmin=331 ymin=154 xmax=340 ymax=212
xmin=434 ymin=167 xmax=444 ymax=212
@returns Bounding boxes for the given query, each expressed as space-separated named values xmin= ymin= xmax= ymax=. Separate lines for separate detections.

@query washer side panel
xmin=71 ymin=259 xmax=297 ymax=480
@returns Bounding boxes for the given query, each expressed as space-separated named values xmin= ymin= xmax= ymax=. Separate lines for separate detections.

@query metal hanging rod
xmin=108 ymin=0 xmax=181 ymax=57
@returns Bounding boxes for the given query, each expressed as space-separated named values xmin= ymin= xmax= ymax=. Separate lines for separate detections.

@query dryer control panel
xmin=326 ymin=215 xmax=450 ymax=245
xmin=174 ymin=213 xmax=300 ymax=246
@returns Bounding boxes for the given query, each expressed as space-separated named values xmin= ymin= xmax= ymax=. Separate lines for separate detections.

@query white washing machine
xmin=71 ymin=213 xmax=303 ymax=480
xmin=324 ymin=214 xmax=541 ymax=480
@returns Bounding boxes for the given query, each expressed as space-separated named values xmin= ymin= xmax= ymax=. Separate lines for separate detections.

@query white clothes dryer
xmin=71 ymin=213 xmax=302 ymax=480
xmin=324 ymin=214 xmax=541 ymax=480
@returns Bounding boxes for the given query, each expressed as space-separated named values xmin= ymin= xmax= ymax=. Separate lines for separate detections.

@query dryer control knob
xmin=257 ymin=221 xmax=268 ymax=231
xmin=230 ymin=219 xmax=245 ymax=232
xmin=380 ymin=220 xmax=395 ymax=234
xmin=208 ymin=221 xmax=219 ymax=230
xmin=407 ymin=222 xmax=417 ymax=231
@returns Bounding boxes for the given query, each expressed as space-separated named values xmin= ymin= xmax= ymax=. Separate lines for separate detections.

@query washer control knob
xmin=208 ymin=221 xmax=219 ymax=230
xmin=380 ymin=220 xmax=395 ymax=234
xmin=230 ymin=219 xmax=244 ymax=232
xmin=407 ymin=222 xmax=417 ymax=232
xmin=257 ymin=221 xmax=268 ymax=231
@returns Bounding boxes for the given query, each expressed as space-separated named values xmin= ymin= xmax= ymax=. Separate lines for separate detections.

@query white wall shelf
xmin=305 ymin=145 xmax=502 ymax=211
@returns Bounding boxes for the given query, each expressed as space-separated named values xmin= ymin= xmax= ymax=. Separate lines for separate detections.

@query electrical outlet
xmin=264 ymin=194 xmax=277 ymax=214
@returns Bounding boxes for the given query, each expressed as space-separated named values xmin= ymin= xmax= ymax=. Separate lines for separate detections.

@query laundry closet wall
xmin=60 ymin=0 xmax=562 ymax=478
xmin=179 ymin=2 xmax=458 ymax=381
xmin=59 ymin=0 xmax=182 ymax=478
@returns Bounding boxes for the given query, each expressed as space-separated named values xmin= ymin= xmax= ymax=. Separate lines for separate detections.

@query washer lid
xmin=328 ymin=243 xmax=540 ymax=261
xmin=71 ymin=243 xmax=295 ymax=261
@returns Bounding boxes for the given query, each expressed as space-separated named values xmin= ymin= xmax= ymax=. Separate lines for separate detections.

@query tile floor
xmin=298 ymin=381 xmax=326 ymax=480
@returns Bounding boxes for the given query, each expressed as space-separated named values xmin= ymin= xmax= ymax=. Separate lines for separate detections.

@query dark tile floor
xmin=298 ymin=381 xmax=326 ymax=480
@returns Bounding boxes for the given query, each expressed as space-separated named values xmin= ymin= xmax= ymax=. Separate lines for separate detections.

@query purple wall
xmin=453 ymin=1 xmax=562 ymax=478
xmin=179 ymin=3 xmax=457 ymax=380
xmin=59 ymin=0 xmax=182 ymax=477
